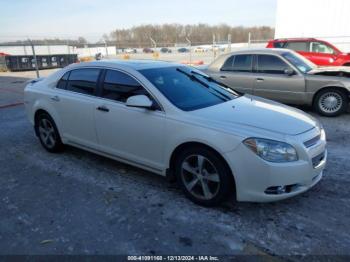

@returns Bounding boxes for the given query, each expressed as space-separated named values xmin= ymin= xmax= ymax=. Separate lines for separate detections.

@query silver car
xmin=205 ymin=49 xmax=350 ymax=116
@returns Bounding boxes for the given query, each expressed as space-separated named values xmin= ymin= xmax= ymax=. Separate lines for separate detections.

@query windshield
xmin=139 ymin=66 xmax=238 ymax=111
xmin=281 ymin=52 xmax=316 ymax=73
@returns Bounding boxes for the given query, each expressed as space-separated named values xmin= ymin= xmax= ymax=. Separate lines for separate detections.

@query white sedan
xmin=24 ymin=60 xmax=327 ymax=206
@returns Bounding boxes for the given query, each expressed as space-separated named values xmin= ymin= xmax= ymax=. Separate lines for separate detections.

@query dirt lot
xmin=0 ymin=69 xmax=350 ymax=259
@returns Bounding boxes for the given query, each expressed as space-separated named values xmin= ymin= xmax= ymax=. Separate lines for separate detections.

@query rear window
xmin=57 ymin=71 xmax=70 ymax=90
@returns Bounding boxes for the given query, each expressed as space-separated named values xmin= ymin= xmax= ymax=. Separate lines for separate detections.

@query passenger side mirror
xmin=126 ymin=95 xmax=155 ymax=110
xmin=284 ymin=68 xmax=295 ymax=76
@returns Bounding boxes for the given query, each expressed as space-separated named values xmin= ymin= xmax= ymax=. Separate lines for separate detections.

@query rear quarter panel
xmin=24 ymin=82 xmax=63 ymax=137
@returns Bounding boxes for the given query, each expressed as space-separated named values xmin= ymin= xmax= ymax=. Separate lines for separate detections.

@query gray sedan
xmin=205 ymin=49 xmax=350 ymax=116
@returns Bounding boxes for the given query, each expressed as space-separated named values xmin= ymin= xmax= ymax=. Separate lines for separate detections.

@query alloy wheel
xmin=181 ymin=154 xmax=221 ymax=200
xmin=38 ymin=118 xmax=56 ymax=149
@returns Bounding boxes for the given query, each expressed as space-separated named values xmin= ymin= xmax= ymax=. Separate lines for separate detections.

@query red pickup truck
xmin=267 ymin=38 xmax=350 ymax=67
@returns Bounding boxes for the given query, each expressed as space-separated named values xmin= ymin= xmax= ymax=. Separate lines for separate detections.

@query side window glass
xmin=232 ymin=55 xmax=253 ymax=72
xmin=257 ymin=55 xmax=290 ymax=74
xmin=311 ymin=42 xmax=335 ymax=54
xmin=221 ymin=56 xmax=234 ymax=71
xmin=285 ymin=42 xmax=309 ymax=52
xmin=57 ymin=71 xmax=70 ymax=90
xmin=102 ymin=70 xmax=148 ymax=103
xmin=66 ymin=69 xmax=100 ymax=95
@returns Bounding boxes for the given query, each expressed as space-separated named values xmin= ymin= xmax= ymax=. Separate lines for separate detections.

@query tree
xmin=108 ymin=24 xmax=274 ymax=47
xmin=77 ymin=37 xmax=87 ymax=44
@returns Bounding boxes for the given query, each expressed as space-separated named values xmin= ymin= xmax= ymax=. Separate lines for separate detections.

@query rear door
xmin=210 ymin=54 xmax=254 ymax=94
xmin=252 ymin=54 xmax=305 ymax=104
xmin=54 ymin=68 xmax=101 ymax=148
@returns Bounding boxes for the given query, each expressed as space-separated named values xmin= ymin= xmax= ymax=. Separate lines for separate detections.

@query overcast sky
xmin=0 ymin=0 xmax=277 ymax=42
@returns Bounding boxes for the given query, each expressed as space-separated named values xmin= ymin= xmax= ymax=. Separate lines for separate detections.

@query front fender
xmin=163 ymin=119 xmax=244 ymax=171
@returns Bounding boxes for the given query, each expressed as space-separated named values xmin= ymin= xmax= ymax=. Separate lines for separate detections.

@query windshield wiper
xmin=176 ymin=68 xmax=209 ymax=88
xmin=176 ymin=68 xmax=230 ymax=101
xmin=190 ymin=70 xmax=241 ymax=96
xmin=189 ymin=70 xmax=238 ymax=99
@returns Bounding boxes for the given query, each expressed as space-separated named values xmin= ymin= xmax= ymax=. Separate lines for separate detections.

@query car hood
xmin=190 ymin=95 xmax=317 ymax=136
xmin=308 ymin=66 xmax=350 ymax=75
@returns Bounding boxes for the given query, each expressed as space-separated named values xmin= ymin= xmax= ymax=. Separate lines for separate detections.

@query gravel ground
xmin=0 ymin=70 xmax=350 ymax=259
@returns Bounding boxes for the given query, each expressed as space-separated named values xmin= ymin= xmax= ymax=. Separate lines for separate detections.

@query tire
xmin=35 ymin=112 xmax=64 ymax=153
xmin=174 ymin=146 xmax=234 ymax=206
xmin=313 ymin=89 xmax=349 ymax=117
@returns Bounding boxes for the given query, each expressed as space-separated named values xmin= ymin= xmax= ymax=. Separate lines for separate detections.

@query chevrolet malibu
xmin=24 ymin=60 xmax=327 ymax=206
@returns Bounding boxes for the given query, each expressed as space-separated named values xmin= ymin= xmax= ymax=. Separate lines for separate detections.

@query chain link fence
xmin=0 ymin=34 xmax=271 ymax=76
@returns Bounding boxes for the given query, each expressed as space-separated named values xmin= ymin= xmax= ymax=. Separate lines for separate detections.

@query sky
xmin=0 ymin=0 xmax=277 ymax=42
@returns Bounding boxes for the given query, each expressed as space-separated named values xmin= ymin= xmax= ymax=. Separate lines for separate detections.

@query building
xmin=0 ymin=44 xmax=119 ymax=58
xmin=0 ymin=44 xmax=75 ymax=56
xmin=275 ymin=0 xmax=350 ymax=51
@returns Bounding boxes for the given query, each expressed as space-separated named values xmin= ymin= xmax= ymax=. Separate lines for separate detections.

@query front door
xmin=94 ymin=69 xmax=166 ymax=171
xmin=252 ymin=54 xmax=306 ymax=104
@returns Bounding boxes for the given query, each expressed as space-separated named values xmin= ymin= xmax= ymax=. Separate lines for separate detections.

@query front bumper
xmin=225 ymin=129 xmax=327 ymax=202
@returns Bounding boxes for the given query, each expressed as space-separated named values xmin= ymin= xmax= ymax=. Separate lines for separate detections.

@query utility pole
xmin=67 ymin=40 xmax=70 ymax=55
xmin=228 ymin=34 xmax=232 ymax=53
xmin=248 ymin=32 xmax=251 ymax=47
xmin=213 ymin=34 xmax=216 ymax=60
xmin=104 ymin=40 xmax=109 ymax=58
xmin=186 ymin=37 xmax=192 ymax=64
xmin=28 ymin=39 xmax=39 ymax=78
xmin=150 ymin=37 xmax=157 ymax=49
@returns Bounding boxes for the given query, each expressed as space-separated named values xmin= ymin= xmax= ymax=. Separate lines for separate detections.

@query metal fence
xmin=0 ymin=34 xmax=270 ymax=76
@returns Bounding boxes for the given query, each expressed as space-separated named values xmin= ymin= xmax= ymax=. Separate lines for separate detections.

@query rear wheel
xmin=35 ymin=112 xmax=64 ymax=152
xmin=174 ymin=146 xmax=234 ymax=206
xmin=313 ymin=89 xmax=348 ymax=117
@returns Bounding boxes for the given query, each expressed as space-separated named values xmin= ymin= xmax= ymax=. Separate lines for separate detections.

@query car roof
xmin=272 ymin=38 xmax=318 ymax=42
xmin=69 ymin=59 xmax=181 ymax=71
xmin=222 ymin=48 xmax=293 ymax=56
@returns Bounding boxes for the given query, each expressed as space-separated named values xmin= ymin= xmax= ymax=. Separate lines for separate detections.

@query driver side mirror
xmin=284 ymin=68 xmax=295 ymax=76
xmin=126 ymin=95 xmax=155 ymax=110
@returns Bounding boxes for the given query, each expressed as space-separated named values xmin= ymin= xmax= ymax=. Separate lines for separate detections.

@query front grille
xmin=312 ymin=151 xmax=325 ymax=168
xmin=304 ymin=134 xmax=321 ymax=148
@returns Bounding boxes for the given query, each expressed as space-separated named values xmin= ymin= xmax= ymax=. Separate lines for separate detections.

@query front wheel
xmin=174 ymin=147 xmax=234 ymax=206
xmin=313 ymin=89 xmax=349 ymax=117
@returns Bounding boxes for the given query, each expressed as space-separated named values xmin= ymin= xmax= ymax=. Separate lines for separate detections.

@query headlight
xmin=243 ymin=138 xmax=298 ymax=162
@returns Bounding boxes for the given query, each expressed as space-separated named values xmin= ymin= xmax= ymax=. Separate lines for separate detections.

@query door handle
xmin=50 ymin=95 xmax=60 ymax=102
xmin=256 ymin=78 xmax=264 ymax=82
xmin=97 ymin=106 xmax=109 ymax=112
xmin=219 ymin=75 xmax=227 ymax=79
